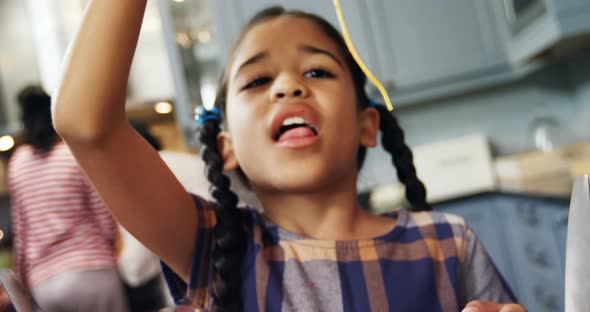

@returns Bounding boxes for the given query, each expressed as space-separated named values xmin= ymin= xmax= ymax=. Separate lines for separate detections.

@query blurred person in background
xmin=8 ymin=85 xmax=128 ymax=312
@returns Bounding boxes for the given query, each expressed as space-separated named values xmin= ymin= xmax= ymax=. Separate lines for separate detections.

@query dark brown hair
xmin=18 ymin=85 xmax=59 ymax=154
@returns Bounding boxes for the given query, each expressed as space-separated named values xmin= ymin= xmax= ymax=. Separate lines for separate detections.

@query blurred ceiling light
xmin=173 ymin=0 xmax=185 ymax=3
xmin=154 ymin=101 xmax=174 ymax=114
xmin=201 ymin=83 xmax=217 ymax=110
xmin=197 ymin=30 xmax=212 ymax=44
xmin=0 ymin=229 xmax=4 ymax=241
xmin=0 ymin=135 xmax=15 ymax=152
xmin=176 ymin=32 xmax=191 ymax=49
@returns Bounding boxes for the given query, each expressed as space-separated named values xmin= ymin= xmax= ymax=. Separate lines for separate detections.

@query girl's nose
xmin=272 ymin=76 xmax=309 ymax=100
xmin=276 ymin=89 xmax=303 ymax=98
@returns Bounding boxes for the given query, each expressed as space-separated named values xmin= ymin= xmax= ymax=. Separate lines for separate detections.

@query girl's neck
xmin=256 ymin=181 xmax=395 ymax=240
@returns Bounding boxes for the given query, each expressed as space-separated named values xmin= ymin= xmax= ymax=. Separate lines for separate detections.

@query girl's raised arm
xmin=53 ymin=0 xmax=197 ymax=281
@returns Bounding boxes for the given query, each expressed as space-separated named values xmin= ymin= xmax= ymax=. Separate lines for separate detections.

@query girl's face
xmin=220 ymin=16 xmax=378 ymax=193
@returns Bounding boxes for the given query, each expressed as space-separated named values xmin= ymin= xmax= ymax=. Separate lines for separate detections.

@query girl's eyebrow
xmin=299 ymin=44 xmax=344 ymax=69
xmin=232 ymin=44 xmax=343 ymax=81
xmin=234 ymin=51 xmax=269 ymax=80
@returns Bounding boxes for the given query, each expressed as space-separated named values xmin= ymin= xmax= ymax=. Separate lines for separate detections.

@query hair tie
xmin=194 ymin=106 xmax=222 ymax=125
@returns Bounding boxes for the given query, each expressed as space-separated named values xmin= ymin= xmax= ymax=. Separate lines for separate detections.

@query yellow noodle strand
xmin=332 ymin=0 xmax=393 ymax=111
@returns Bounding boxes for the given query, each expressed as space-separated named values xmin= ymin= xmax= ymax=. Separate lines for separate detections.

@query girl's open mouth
xmin=270 ymin=106 xmax=321 ymax=148
xmin=274 ymin=116 xmax=318 ymax=142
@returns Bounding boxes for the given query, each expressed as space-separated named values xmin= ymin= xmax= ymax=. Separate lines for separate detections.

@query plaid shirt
xmin=162 ymin=195 xmax=516 ymax=311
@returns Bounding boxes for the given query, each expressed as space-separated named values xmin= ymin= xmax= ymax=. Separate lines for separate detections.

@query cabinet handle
xmin=524 ymin=242 xmax=550 ymax=268
xmin=534 ymin=285 xmax=560 ymax=311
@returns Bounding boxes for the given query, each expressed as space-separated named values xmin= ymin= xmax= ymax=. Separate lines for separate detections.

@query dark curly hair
xmin=17 ymin=85 xmax=59 ymax=154
xmin=198 ymin=6 xmax=430 ymax=311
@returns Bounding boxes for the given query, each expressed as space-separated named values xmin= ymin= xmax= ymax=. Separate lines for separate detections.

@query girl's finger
xmin=463 ymin=300 xmax=527 ymax=312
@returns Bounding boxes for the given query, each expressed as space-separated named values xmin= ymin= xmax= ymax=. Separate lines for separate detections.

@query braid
xmin=199 ymin=120 xmax=246 ymax=311
xmin=375 ymin=105 xmax=431 ymax=211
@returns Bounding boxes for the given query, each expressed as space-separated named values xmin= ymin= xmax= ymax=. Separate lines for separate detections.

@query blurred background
xmin=1 ymin=0 xmax=590 ymax=311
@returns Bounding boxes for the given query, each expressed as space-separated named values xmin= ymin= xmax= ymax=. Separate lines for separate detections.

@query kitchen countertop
xmin=494 ymin=140 xmax=590 ymax=197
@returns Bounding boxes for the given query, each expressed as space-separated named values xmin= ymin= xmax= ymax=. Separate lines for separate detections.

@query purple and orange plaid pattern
xmin=162 ymin=195 xmax=515 ymax=312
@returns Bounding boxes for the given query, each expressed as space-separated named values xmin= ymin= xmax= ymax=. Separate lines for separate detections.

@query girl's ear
xmin=359 ymin=107 xmax=379 ymax=147
xmin=217 ymin=131 xmax=240 ymax=171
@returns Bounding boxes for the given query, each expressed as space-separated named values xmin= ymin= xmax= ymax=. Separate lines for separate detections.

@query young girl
xmin=53 ymin=1 xmax=526 ymax=311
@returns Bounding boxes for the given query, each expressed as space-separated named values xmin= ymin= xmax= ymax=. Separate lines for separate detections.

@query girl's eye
xmin=243 ymin=77 xmax=272 ymax=90
xmin=304 ymin=68 xmax=334 ymax=78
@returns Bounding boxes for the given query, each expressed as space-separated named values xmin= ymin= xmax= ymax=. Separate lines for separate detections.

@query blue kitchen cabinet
xmin=492 ymin=0 xmax=590 ymax=64
xmin=365 ymin=0 xmax=506 ymax=93
xmin=552 ymin=209 xmax=569 ymax=270
xmin=436 ymin=193 xmax=569 ymax=312
xmin=498 ymin=196 xmax=567 ymax=312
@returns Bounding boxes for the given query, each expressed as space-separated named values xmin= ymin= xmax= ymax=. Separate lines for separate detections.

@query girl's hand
xmin=462 ymin=300 xmax=527 ymax=312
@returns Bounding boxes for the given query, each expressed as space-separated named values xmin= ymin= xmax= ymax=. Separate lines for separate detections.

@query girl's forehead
xmin=245 ymin=15 xmax=325 ymax=39
xmin=229 ymin=16 xmax=344 ymax=71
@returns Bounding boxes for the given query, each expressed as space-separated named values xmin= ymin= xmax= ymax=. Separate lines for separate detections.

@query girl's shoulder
xmin=382 ymin=209 xmax=472 ymax=243
xmin=400 ymin=210 xmax=474 ymax=260
xmin=404 ymin=210 xmax=468 ymax=230
xmin=189 ymin=194 xmax=261 ymax=230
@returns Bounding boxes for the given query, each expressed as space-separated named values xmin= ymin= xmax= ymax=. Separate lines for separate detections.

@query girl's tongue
xmin=278 ymin=127 xmax=316 ymax=142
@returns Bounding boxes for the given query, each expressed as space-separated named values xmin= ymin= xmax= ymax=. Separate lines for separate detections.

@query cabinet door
xmin=366 ymin=0 xmax=506 ymax=90
xmin=211 ymin=0 xmax=379 ymax=73
xmin=492 ymin=0 xmax=590 ymax=64
xmin=552 ymin=209 xmax=568 ymax=271
xmin=500 ymin=197 xmax=567 ymax=312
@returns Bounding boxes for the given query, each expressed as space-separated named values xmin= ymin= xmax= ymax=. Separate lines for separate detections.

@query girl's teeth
xmin=282 ymin=116 xmax=306 ymax=126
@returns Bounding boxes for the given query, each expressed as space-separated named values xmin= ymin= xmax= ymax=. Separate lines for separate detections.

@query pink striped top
xmin=8 ymin=142 xmax=117 ymax=288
